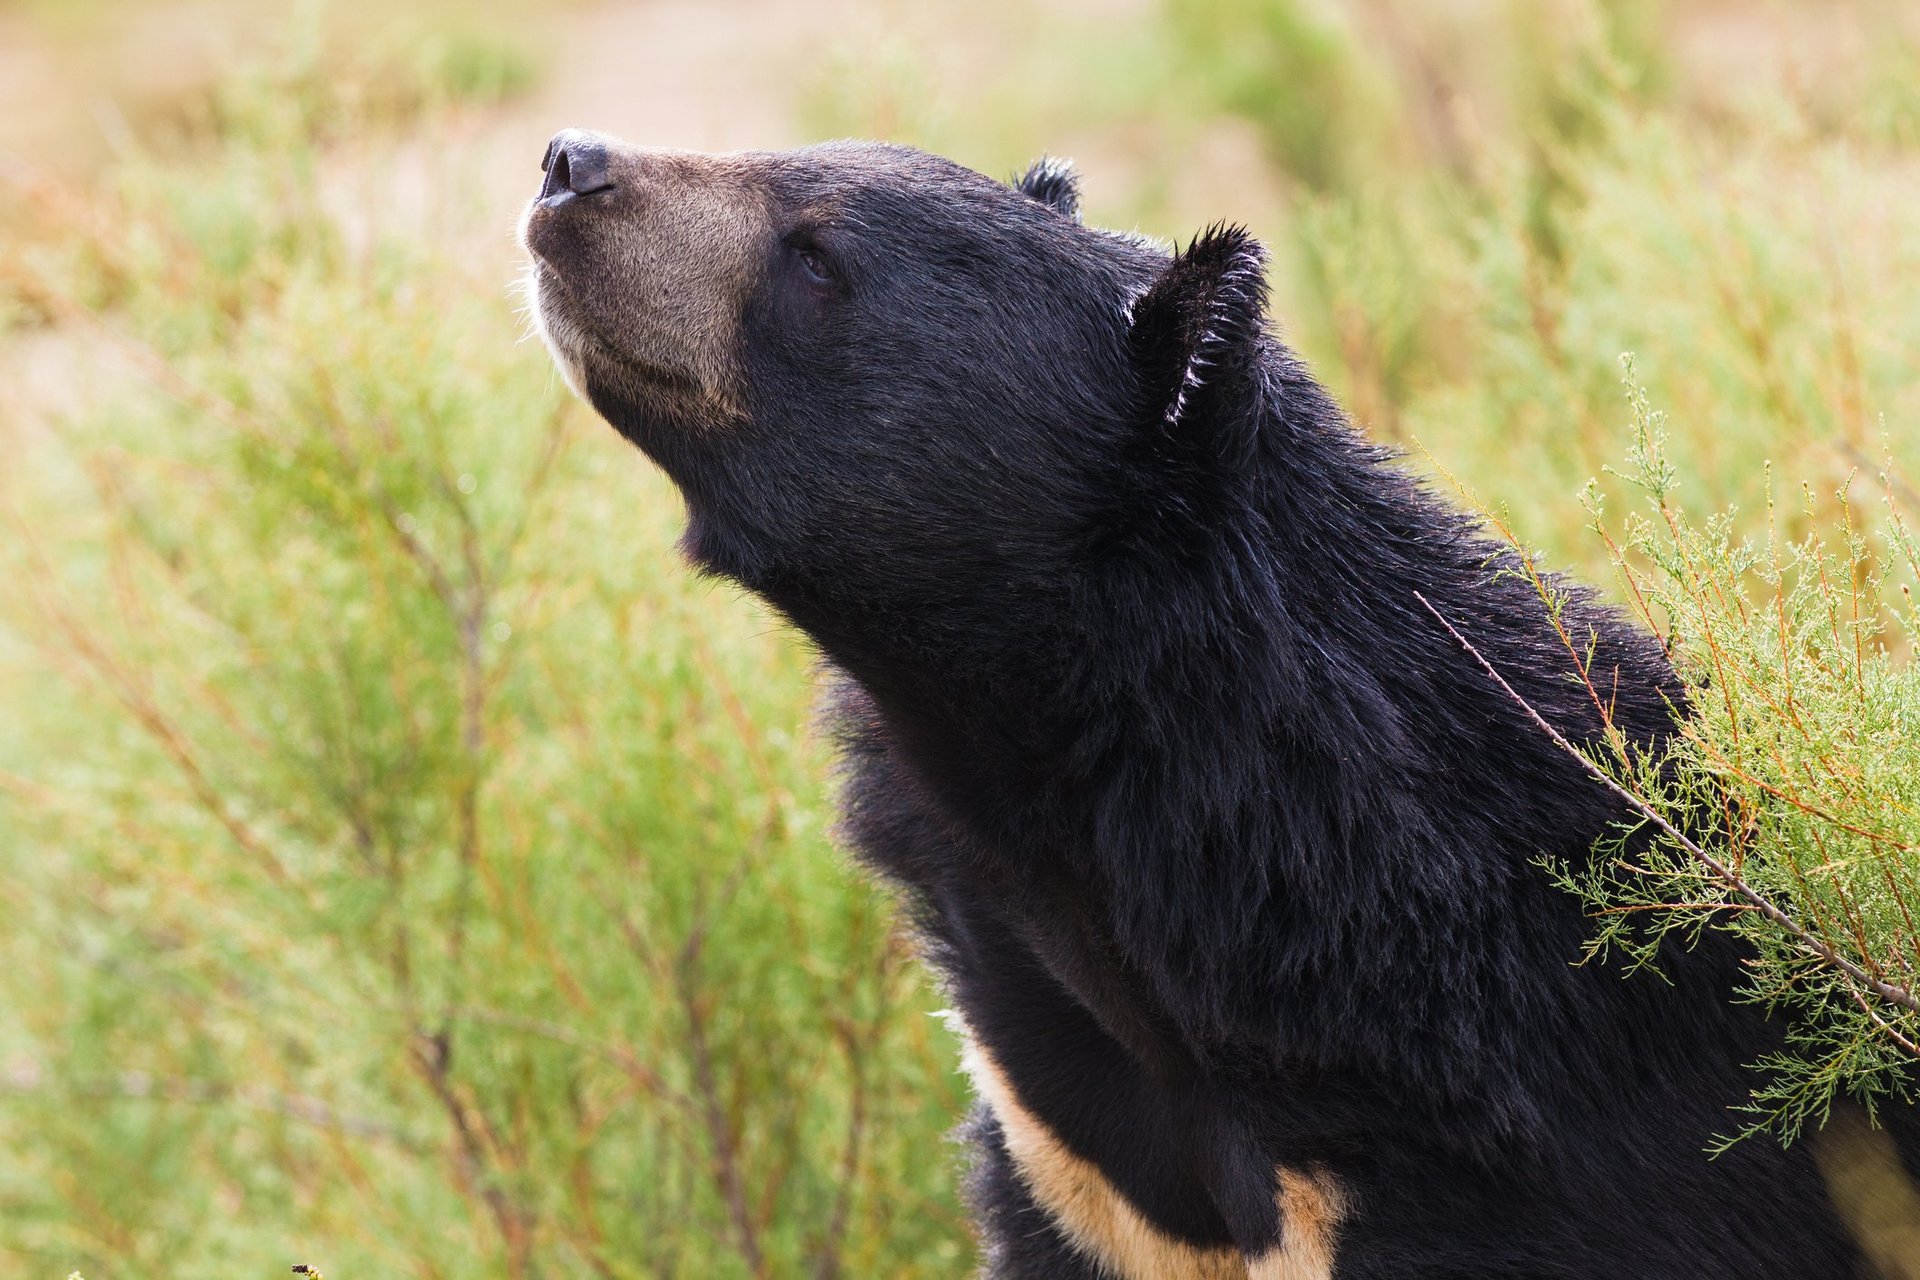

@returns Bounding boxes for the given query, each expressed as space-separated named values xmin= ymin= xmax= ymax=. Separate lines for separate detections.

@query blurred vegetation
xmin=3 ymin=0 xmax=1920 ymax=1274
xmin=1 ymin=15 xmax=961 ymax=1279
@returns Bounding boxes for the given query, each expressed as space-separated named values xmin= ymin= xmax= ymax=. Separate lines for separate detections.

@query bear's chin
xmin=517 ymin=262 xmax=591 ymax=403
xmin=522 ymin=263 xmax=723 ymax=439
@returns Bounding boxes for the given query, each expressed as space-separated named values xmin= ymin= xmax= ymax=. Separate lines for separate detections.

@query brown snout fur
xmin=520 ymin=133 xmax=772 ymax=420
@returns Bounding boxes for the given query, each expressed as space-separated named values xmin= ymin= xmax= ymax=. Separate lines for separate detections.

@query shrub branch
xmin=1414 ymin=591 xmax=1920 ymax=1037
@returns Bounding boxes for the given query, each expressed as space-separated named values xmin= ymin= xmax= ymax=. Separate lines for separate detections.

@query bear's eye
xmin=793 ymin=243 xmax=834 ymax=289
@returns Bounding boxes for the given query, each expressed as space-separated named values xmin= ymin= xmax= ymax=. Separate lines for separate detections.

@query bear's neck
xmin=745 ymin=374 xmax=1685 ymax=1147
xmin=758 ymin=387 xmax=1675 ymax=857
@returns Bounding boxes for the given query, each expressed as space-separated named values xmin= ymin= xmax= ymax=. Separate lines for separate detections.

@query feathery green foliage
xmin=1541 ymin=364 xmax=1920 ymax=1146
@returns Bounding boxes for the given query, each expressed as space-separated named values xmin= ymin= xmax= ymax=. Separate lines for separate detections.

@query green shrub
xmin=1534 ymin=368 xmax=1920 ymax=1145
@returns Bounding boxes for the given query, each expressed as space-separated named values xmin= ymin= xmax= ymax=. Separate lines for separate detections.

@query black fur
xmin=564 ymin=142 xmax=1919 ymax=1277
xmin=1013 ymin=155 xmax=1081 ymax=220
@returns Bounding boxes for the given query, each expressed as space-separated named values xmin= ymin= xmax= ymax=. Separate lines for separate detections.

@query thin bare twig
xmin=674 ymin=919 xmax=769 ymax=1278
xmin=407 ymin=1030 xmax=536 ymax=1278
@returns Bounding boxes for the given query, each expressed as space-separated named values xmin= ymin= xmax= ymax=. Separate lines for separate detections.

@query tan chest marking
xmin=1259 ymin=1169 xmax=1347 ymax=1280
xmin=960 ymin=1034 xmax=1346 ymax=1280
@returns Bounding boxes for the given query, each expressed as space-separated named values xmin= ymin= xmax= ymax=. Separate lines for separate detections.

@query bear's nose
xmin=538 ymin=130 xmax=616 ymax=203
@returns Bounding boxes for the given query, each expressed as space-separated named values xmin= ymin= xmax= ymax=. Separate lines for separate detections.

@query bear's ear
xmin=1127 ymin=224 xmax=1268 ymax=442
xmin=1013 ymin=156 xmax=1080 ymax=220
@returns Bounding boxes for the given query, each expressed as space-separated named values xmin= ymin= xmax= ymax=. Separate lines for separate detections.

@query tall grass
xmin=4 ymin=0 xmax=1920 ymax=1274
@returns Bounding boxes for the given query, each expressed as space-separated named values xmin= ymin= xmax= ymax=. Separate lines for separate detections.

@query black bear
xmin=519 ymin=131 xmax=1920 ymax=1277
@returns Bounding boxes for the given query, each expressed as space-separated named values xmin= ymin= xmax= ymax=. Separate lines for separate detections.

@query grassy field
xmin=3 ymin=0 xmax=1919 ymax=1275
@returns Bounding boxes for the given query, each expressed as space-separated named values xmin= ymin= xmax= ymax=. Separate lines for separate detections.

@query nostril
xmin=537 ymin=130 xmax=616 ymax=204
xmin=561 ymin=142 xmax=614 ymax=197
xmin=540 ymin=148 xmax=573 ymax=200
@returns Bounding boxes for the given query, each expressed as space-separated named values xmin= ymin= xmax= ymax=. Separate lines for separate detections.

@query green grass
xmin=5 ymin=0 xmax=1920 ymax=1273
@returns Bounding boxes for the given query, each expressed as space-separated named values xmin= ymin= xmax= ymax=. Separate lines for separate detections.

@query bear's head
xmin=520 ymin=131 xmax=1275 ymax=695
